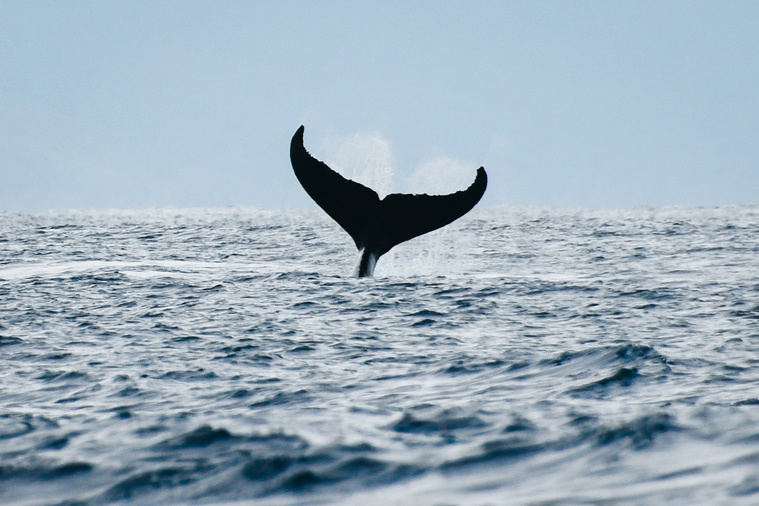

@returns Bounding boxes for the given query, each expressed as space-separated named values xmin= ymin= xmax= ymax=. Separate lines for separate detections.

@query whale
xmin=290 ymin=125 xmax=487 ymax=277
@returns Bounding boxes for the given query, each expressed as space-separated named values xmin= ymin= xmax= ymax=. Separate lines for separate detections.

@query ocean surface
xmin=1 ymin=205 xmax=758 ymax=505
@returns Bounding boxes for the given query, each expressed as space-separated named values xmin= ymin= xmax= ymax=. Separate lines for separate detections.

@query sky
xmin=1 ymin=1 xmax=757 ymax=212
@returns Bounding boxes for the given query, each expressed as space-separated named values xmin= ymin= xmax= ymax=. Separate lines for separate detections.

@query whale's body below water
xmin=290 ymin=125 xmax=488 ymax=277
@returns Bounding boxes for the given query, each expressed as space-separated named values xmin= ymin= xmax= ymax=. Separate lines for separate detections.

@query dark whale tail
xmin=290 ymin=125 xmax=487 ymax=277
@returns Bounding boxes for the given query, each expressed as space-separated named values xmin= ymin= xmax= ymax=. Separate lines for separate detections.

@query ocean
xmin=1 ymin=205 xmax=758 ymax=505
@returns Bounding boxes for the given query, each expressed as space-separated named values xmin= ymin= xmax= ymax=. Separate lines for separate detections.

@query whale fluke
xmin=290 ymin=125 xmax=487 ymax=277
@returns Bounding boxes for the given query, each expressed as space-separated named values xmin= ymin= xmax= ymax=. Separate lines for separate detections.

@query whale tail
xmin=290 ymin=125 xmax=487 ymax=277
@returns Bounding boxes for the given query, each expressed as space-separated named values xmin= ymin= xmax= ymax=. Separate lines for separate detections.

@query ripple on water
xmin=0 ymin=207 xmax=758 ymax=504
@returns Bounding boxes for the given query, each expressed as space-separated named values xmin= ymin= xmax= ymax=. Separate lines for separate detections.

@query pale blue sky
xmin=2 ymin=1 xmax=757 ymax=212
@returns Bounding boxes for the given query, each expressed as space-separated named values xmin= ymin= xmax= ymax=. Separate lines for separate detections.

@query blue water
xmin=1 ymin=206 xmax=759 ymax=505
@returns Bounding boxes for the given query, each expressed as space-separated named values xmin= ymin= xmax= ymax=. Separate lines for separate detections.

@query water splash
xmin=330 ymin=132 xmax=394 ymax=199
xmin=409 ymin=156 xmax=479 ymax=195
